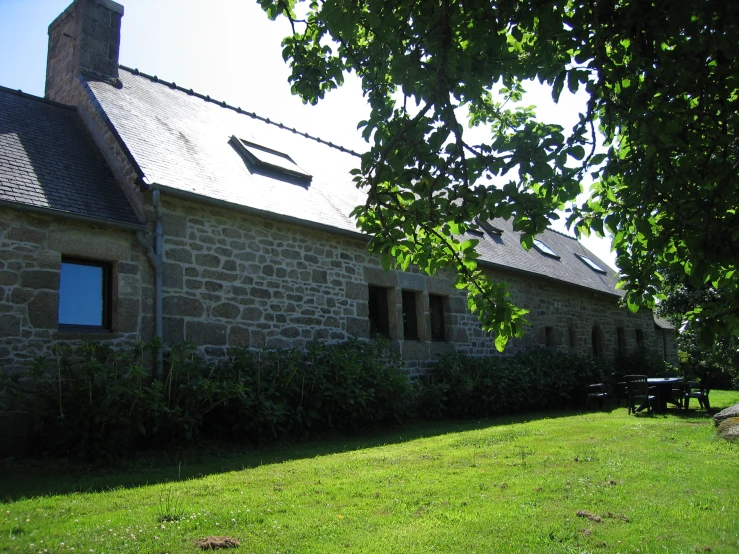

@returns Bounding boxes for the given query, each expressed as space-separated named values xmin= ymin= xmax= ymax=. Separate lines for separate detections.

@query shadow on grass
xmin=2 ymin=391 xmax=733 ymax=503
xmin=0 ymin=408 xmax=580 ymax=502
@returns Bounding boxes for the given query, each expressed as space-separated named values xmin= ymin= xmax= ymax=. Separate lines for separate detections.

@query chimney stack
xmin=45 ymin=0 xmax=124 ymax=104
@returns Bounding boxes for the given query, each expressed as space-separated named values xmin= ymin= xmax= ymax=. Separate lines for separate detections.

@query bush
xmin=3 ymin=339 xmax=654 ymax=460
xmin=210 ymin=339 xmax=413 ymax=442
xmin=612 ymin=347 xmax=676 ymax=382
xmin=1 ymin=339 xmax=412 ymax=459
xmin=415 ymin=348 xmax=603 ymax=419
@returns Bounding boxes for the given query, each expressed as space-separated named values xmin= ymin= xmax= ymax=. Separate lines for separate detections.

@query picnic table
xmin=647 ymin=377 xmax=683 ymax=412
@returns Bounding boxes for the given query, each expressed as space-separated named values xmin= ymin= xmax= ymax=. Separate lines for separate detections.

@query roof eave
xmin=145 ymin=182 xmax=368 ymax=242
xmin=0 ymin=199 xmax=146 ymax=232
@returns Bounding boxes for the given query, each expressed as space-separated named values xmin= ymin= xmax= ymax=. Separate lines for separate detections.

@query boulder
xmin=716 ymin=417 xmax=739 ymax=443
xmin=713 ymin=401 xmax=739 ymax=426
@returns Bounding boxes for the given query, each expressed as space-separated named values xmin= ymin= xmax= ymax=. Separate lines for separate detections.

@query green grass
xmin=2 ymin=391 xmax=738 ymax=554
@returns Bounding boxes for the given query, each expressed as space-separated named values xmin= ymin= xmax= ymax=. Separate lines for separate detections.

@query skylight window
xmin=231 ymin=136 xmax=312 ymax=183
xmin=476 ymin=218 xmax=503 ymax=236
xmin=467 ymin=228 xmax=485 ymax=238
xmin=576 ymin=254 xmax=607 ymax=274
xmin=533 ymin=239 xmax=559 ymax=258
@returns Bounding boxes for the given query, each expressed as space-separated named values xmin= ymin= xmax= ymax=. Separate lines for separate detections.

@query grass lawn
xmin=2 ymin=391 xmax=738 ymax=554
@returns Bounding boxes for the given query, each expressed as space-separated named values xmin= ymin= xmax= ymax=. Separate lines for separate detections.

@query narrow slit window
xmin=368 ymin=286 xmax=390 ymax=338
xmin=576 ymin=254 xmax=607 ymax=274
xmin=402 ymin=290 xmax=419 ymax=341
xmin=231 ymin=136 xmax=312 ymax=182
xmin=429 ymin=294 xmax=446 ymax=341
xmin=58 ymin=259 xmax=112 ymax=330
xmin=533 ymin=239 xmax=559 ymax=258
xmin=545 ymin=326 xmax=555 ymax=347
xmin=617 ymin=327 xmax=626 ymax=351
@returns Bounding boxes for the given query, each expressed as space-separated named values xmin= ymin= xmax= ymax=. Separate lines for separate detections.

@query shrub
xmin=1 ymin=339 xmax=411 ymax=459
xmin=612 ymin=347 xmax=676 ymax=382
xmin=0 ymin=341 xmax=249 ymax=459
xmin=416 ymin=348 xmax=603 ymax=419
xmin=212 ymin=339 xmax=412 ymax=442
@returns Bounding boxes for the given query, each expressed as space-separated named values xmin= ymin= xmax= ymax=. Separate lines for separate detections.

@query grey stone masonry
xmin=0 ymin=193 xmax=675 ymax=374
xmin=46 ymin=0 xmax=124 ymax=105
xmin=150 ymin=195 xmax=674 ymax=374
xmin=0 ymin=208 xmax=150 ymax=371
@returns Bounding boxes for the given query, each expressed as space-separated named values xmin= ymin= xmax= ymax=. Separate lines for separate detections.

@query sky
xmin=0 ymin=0 xmax=616 ymax=269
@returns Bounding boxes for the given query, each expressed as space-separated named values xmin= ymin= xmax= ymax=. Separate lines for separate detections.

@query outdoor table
xmin=647 ymin=377 xmax=683 ymax=412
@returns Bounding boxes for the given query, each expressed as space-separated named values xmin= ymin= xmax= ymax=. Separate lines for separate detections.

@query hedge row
xmin=2 ymin=340 xmax=628 ymax=459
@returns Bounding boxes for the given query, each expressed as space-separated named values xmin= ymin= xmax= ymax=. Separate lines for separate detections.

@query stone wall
xmin=153 ymin=194 xmax=674 ymax=374
xmin=46 ymin=0 xmax=123 ymax=104
xmin=0 ymin=196 xmax=676 ymax=374
xmin=0 ymin=208 xmax=150 ymax=371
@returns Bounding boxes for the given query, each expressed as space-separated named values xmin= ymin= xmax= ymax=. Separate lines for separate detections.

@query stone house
xmin=0 ymin=0 xmax=677 ymax=374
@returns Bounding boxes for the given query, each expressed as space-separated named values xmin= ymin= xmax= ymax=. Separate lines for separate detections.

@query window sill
xmin=55 ymin=328 xmax=124 ymax=341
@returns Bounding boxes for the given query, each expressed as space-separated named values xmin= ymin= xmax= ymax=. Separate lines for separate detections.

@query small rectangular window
xmin=545 ymin=326 xmax=555 ymax=347
xmin=617 ymin=327 xmax=626 ymax=351
xmin=533 ymin=239 xmax=560 ymax=258
xmin=576 ymin=253 xmax=607 ymax=274
xmin=368 ymin=286 xmax=390 ymax=338
xmin=429 ymin=294 xmax=446 ymax=341
xmin=635 ymin=329 xmax=645 ymax=348
xmin=231 ymin=136 xmax=312 ymax=183
xmin=568 ymin=327 xmax=577 ymax=348
xmin=58 ymin=259 xmax=112 ymax=330
xmin=475 ymin=218 xmax=504 ymax=237
xmin=402 ymin=290 xmax=419 ymax=341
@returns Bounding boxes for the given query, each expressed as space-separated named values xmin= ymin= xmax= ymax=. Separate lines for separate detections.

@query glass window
xmin=58 ymin=260 xmax=111 ymax=328
xmin=533 ymin=239 xmax=559 ymax=258
xmin=231 ymin=136 xmax=312 ymax=182
xmin=402 ymin=290 xmax=419 ymax=340
xmin=635 ymin=329 xmax=645 ymax=348
xmin=576 ymin=254 xmax=607 ymax=273
xmin=368 ymin=286 xmax=390 ymax=338
xmin=429 ymin=294 xmax=446 ymax=341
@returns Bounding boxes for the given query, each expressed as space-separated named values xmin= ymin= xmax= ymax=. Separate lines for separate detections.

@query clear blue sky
xmin=0 ymin=0 xmax=616 ymax=268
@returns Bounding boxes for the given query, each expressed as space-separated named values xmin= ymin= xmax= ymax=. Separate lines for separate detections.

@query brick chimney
xmin=45 ymin=0 xmax=124 ymax=104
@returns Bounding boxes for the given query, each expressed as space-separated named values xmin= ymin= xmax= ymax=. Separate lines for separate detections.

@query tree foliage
xmin=259 ymin=0 xmax=739 ymax=349
xmin=658 ymin=275 xmax=739 ymax=381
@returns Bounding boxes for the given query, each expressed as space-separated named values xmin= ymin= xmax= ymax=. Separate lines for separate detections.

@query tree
xmin=258 ymin=0 xmax=739 ymax=350
xmin=658 ymin=275 xmax=739 ymax=382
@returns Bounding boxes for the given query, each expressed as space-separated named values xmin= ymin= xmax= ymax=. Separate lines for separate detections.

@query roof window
xmin=576 ymin=254 xmax=607 ymax=274
xmin=533 ymin=239 xmax=559 ymax=258
xmin=467 ymin=228 xmax=485 ymax=238
xmin=231 ymin=136 xmax=312 ymax=183
xmin=476 ymin=218 xmax=503 ymax=236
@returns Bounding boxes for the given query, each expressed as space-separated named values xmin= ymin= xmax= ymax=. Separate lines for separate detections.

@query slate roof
xmin=0 ymin=86 xmax=141 ymax=228
xmin=87 ymin=68 xmax=364 ymax=235
xmin=85 ymin=67 xmax=621 ymax=297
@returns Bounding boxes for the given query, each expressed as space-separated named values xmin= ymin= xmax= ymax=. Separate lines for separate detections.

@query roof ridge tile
xmin=118 ymin=65 xmax=363 ymax=158
xmin=545 ymin=225 xmax=580 ymax=241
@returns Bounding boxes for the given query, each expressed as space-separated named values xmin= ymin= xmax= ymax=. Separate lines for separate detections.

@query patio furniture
xmin=646 ymin=377 xmax=684 ymax=412
xmin=669 ymin=379 xmax=686 ymax=408
xmin=625 ymin=375 xmax=656 ymax=415
xmin=585 ymin=383 xmax=609 ymax=410
xmin=615 ymin=381 xmax=628 ymax=407
xmin=684 ymin=380 xmax=711 ymax=410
